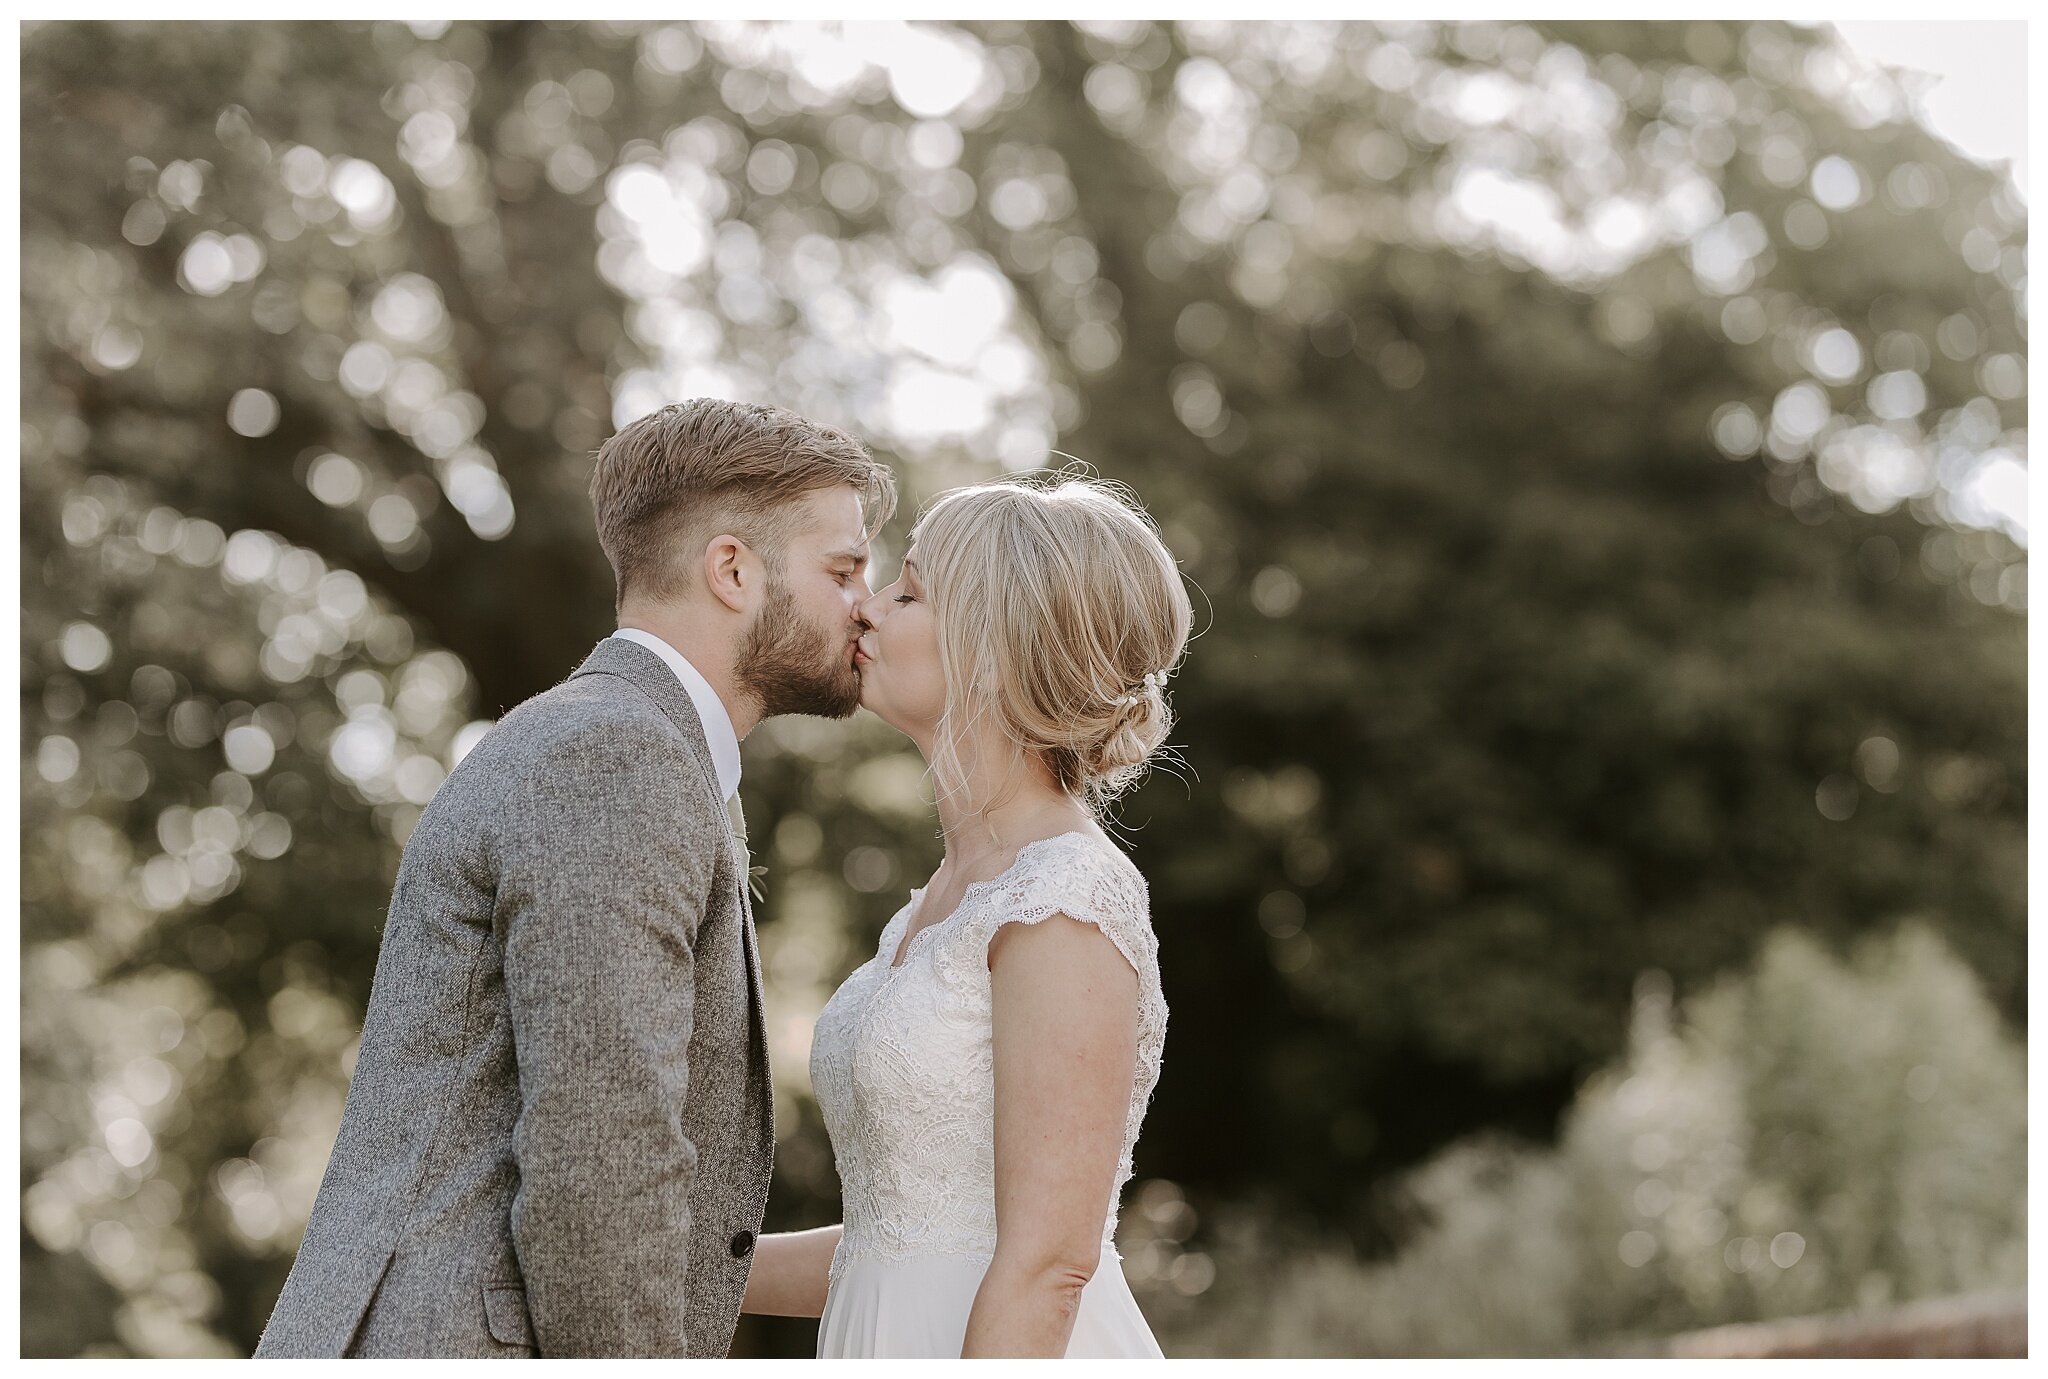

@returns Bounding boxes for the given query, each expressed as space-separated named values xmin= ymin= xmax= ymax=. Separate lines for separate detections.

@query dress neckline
xmin=882 ymin=830 xmax=1098 ymax=971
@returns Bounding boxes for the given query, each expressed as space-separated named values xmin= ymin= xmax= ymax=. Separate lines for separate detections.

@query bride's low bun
xmin=1070 ymin=683 xmax=1172 ymax=798
xmin=914 ymin=474 xmax=1192 ymax=812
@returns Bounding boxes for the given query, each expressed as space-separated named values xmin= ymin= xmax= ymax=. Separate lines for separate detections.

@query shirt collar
xmin=608 ymin=627 xmax=742 ymax=801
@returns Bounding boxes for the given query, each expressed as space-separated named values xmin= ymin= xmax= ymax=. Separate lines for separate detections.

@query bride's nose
xmin=857 ymin=588 xmax=886 ymax=625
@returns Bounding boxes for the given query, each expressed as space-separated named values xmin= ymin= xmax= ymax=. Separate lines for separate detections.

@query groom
xmin=256 ymin=400 xmax=894 ymax=1357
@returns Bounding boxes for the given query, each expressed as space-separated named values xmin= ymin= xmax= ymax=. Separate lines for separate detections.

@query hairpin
xmin=1116 ymin=670 xmax=1169 ymax=707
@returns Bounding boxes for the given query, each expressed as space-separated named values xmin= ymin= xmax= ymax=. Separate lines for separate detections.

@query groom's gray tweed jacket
xmin=256 ymin=637 xmax=774 ymax=1358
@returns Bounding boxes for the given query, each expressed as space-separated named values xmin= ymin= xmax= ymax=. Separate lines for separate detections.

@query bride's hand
xmin=739 ymin=1223 xmax=844 ymax=1319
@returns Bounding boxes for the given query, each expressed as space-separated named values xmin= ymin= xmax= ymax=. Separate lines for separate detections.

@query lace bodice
xmin=809 ymin=831 xmax=1168 ymax=1284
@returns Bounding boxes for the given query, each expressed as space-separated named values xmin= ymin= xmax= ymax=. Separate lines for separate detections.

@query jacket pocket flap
xmin=482 ymin=1284 xmax=535 ymax=1348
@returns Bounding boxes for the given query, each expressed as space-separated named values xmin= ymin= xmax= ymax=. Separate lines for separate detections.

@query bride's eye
xmin=893 ymin=594 xmax=916 ymax=605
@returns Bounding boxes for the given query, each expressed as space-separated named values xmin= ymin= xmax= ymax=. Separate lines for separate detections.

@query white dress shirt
xmin=608 ymin=627 xmax=742 ymax=802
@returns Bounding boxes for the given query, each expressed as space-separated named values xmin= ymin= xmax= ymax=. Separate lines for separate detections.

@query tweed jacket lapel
xmin=567 ymin=637 xmax=773 ymax=1151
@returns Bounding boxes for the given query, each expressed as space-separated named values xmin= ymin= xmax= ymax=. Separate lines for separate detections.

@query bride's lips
xmin=853 ymin=633 xmax=875 ymax=666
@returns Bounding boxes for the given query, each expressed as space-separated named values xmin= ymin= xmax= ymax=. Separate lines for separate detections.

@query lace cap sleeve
xmin=977 ymin=833 xmax=1157 ymax=981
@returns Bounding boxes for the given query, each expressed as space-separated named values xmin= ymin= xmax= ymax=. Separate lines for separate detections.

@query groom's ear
xmin=702 ymin=533 xmax=756 ymax=614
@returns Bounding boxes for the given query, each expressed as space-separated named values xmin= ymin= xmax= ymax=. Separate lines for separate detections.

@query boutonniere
xmin=726 ymin=796 xmax=763 ymax=903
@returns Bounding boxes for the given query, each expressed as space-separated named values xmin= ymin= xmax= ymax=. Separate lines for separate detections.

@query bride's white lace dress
xmin=808 ymin=830 xmax=1168 ymax=1358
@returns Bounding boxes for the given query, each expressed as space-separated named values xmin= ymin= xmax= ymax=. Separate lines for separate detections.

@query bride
xmin=737 ymin=474 xmax=1192 ymax=1357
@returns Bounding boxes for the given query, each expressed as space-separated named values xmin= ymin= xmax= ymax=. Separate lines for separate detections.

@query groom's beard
xmin=735 ymin=572 xmax=862 ymax=720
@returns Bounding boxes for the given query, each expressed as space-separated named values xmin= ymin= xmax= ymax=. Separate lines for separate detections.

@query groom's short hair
xmin=591 ymin=398 xmax=895 ymax=610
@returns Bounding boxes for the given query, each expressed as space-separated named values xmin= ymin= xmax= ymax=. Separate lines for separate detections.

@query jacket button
xmin=730 ymin=1230 xmax=754 ymax=1258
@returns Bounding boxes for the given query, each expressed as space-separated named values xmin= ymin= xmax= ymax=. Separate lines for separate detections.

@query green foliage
xmin=1127 ymin=921 xmax=2026 ymax=1356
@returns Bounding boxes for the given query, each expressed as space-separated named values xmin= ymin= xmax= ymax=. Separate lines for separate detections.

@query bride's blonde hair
xmin=912 ymin=473 xmax=1192 ymax=815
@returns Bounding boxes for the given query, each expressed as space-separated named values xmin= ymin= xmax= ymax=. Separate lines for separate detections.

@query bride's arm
xmin=962 ymin=913 xmax=1140 ymax=1358
xmin=739 ymin=1223 xmax=843 ymax=1317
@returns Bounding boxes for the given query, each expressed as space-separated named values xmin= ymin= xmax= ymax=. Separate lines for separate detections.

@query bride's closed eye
xmin=893 ymin=593 xmax=916 ymax=605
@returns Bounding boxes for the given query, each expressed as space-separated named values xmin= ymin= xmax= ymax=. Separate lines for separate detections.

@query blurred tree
xmin=19 ymin=18 xmax=2024 ymax=1357
xmin=1000 ymin=18 xmax=2027 ymax=1229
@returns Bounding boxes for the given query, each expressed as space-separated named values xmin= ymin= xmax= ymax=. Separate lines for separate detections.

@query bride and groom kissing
xmin=255 ymin=398 xmax=1192 ymax=1359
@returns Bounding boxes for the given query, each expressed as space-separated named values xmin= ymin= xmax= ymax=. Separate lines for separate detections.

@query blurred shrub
xmin=1131 ymin=921 xmax=2025 ymax=1356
